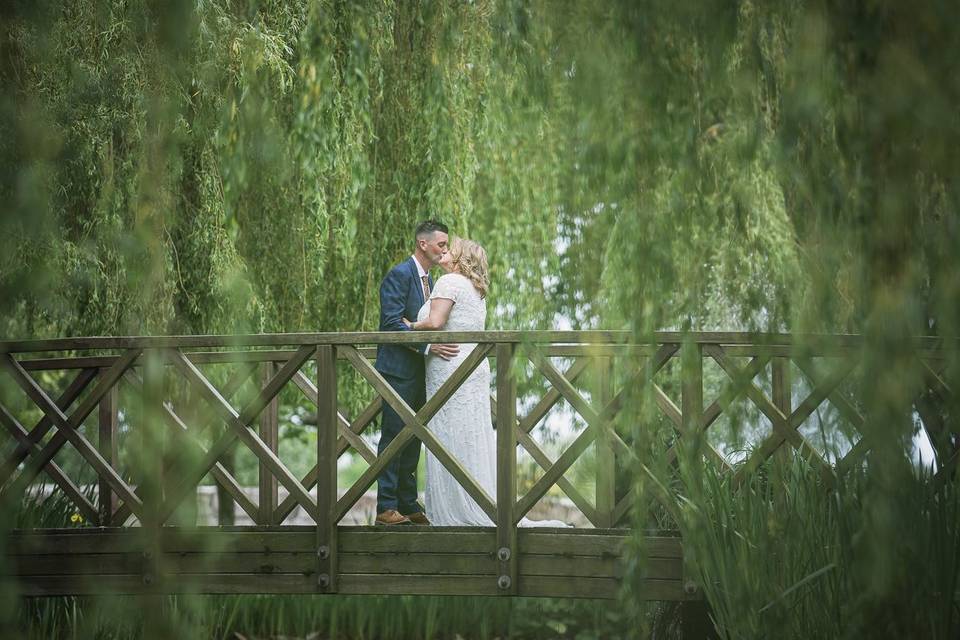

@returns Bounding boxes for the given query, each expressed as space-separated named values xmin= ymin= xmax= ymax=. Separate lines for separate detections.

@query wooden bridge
xmin=0 ymin=331 xmax=952 ymax=601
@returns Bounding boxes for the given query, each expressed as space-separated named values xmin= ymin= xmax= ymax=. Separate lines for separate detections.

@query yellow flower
xmin=70 ymin=513 xmax=83 ymax=524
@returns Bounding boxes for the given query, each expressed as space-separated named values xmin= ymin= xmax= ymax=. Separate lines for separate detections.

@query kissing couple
xmin=373 ymin=220 xmax=568 ymax=528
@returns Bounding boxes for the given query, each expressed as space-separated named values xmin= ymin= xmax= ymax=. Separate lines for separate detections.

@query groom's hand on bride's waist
xmin=429 ymin=343 xmax=460 ymax=360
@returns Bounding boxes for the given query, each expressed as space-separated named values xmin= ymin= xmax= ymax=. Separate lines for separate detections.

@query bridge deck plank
xmin=6 ymin=526 xmax=687 ymax=600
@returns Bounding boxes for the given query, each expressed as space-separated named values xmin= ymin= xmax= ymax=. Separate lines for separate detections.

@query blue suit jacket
xmin=374 ymin=257 xmax=433 ymax=380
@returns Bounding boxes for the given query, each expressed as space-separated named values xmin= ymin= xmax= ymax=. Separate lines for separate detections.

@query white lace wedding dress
xmin=417 ymin=273 xmax=568 ymax=528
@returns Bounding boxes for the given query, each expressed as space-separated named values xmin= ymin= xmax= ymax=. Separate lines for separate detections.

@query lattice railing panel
xmin=1 ymin=350 xmax=144 ymax=526
xmin=511 ymin=354 xmax=599 ymax=526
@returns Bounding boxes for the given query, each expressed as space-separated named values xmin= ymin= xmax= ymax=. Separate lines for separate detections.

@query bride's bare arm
xmin=403 ymin=298 xmax=454 ymax=331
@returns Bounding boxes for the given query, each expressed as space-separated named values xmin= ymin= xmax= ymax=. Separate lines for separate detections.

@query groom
xmin=374 ymin=220 xmax=459 ymax=525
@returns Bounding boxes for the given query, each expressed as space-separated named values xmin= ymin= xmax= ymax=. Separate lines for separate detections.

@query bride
xmin=404 ymin=238 xmax=568 ymax=528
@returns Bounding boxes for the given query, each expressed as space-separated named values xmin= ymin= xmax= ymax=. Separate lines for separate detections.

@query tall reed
xmin=673 ymin=455 xmax=960 ymax=639
xmin=13 ymin=592 xmax=635 ymax=639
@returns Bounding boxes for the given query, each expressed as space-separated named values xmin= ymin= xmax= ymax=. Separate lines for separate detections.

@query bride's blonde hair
xmin=450 ymin=237 xmax=489 ymax=298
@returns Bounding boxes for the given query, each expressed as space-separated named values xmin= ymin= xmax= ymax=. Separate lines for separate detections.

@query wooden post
xmin=316 ymin=345 xmax=338 ymax=592
xmin=680 ymin=598 xmax=719 ymax=639
xmin=98 ymin=381 xmax=119 ymax=526
xmin=678 ymin=342 xmax=717 ymax=639
xmin=141 ymin=350 xmax=165 ymax=529
xmin=141 ymin=349 xmax=168 ymax=639
xmin=495 ymin=343 xmax=518 ymax=595
xmin=217 ymin=451 xmax=237 ymax=526
xmin=595 ymin=356 xmax=615 ymax=529
xmin=772 ymin=358 xmax=791 ymax=445
xmin=771 ymin=357 xmax=792 ymax=484
xmin=771 ymin=358 xmax=791 ymax=415
xmin=259 ymin=361 xmax=279 ymax=525
xmin=680 ymin=342 xmax=704 ymax=453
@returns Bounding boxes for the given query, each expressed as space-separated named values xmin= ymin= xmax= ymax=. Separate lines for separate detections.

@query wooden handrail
xmin=0 ymin=330 xmax=953 ymax=354
xmin=4 ymin=332 xmax=954 ymax=378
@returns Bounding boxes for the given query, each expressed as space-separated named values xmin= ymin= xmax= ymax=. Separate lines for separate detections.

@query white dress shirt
xmin=412 ymin=254 xmax=430 ymax=281
xmin=412 ymin=255 xmax=431 ymax=355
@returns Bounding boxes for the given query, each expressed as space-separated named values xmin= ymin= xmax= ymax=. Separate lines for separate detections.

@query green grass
xmin=662 ymin=455 xmax=960 ymax=639
xmin=9 ymin=593 xmax=637 ymax=639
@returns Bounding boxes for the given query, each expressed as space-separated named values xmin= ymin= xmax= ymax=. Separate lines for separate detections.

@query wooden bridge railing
xmin=0 ymin=331 xmax=953 ymax=598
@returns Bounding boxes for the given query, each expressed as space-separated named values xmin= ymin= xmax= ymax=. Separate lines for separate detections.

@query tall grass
xmin=204 ymin=593 xmax=631 ymax=640
xmin=12 ymin=592 xmax=634 ymax=639
xmin=1 ymin=486 xmax=97 ymax=638
xmin=675 ymin=455 xmax=960 ymax=639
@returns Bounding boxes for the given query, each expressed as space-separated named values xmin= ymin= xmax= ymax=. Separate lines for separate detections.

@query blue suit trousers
xmin=376 ymin=373 xmax=425 ymax=514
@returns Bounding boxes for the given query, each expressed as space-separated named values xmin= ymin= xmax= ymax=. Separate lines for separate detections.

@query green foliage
xmin=12 ymin=593 xmax=640 ymax=639
xmin=0 ymin=0 xmax=573 ymax=341
xmin=674 ymin=456 xmax=959 ymax=639
xmin=2 ymin=1 xmax=957 ymax=340
xmin=2 ymin=1 xmax=959 ymax=638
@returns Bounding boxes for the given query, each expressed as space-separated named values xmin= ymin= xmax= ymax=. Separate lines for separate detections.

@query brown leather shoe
xmin=405 ymin=511 xmax=431 ymax=526
xmin=375 ymin=509 xmax=411 ymax=525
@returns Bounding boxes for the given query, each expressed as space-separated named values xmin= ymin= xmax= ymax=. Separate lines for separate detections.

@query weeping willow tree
xmin=522 ymin=2 xmax=959 ymax=637
xmin=0 ymin=0 xmax=570 ymax=341
xmin=2 ymin=0 xmax=959 ymax=637
xmin=3 ymin=0 xmax=956 ymax=358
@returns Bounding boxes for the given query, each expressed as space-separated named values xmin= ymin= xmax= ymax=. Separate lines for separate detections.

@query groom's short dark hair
xmin=415 ymin=220 xmax=448 ymax=239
